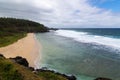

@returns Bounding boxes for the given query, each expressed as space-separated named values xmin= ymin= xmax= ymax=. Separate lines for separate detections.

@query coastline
xmin=0 ymin=33 xmax=40 ymax=67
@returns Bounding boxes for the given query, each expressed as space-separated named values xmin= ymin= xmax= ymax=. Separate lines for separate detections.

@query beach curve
xmin=0 ymin=33 xmax=40 ymax=67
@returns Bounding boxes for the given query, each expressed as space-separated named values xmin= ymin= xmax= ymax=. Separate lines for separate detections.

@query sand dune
xmin=0 ymin=33 xmax=40 ymax=67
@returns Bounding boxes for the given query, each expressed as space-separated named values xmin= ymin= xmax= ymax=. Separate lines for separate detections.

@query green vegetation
xmin=0 ymin=55 xmax=68 ymax=80
xmin=38 ymin=71 xmax=68 ymax=80
xmin=0 ymin=17 xmax=69 ymax=80
xmin=0 ymin=32 xmax=26 ymax=47
xmin=0 ymin=57 xmax=23 ymax=80
xmin=0 ymin=56 xmax=42 ymax=80
xmin=0 ymin=17 xmax=49 ymax=47
xmin=0 ymin=17 xmax=49 ymax=32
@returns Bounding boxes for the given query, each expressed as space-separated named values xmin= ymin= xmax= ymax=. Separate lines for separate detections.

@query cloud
xmin=0 ymin=0 xmax=120 ymax=28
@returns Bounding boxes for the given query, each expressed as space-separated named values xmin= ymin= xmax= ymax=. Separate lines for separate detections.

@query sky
xmin=0 ymin=0 xmax=120 ymax=28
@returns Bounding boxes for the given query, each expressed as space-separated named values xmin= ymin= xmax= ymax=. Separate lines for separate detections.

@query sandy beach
xmin=0 ymin=33 xmax=40 ymax=67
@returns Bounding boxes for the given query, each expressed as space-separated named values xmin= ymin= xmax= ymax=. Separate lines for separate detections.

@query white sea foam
xmin=55 ymin=30 xmax=120 ymax=49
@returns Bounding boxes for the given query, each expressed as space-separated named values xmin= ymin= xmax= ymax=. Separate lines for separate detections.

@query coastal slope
xmin=0 ymin=54 xmax=68 ymax=80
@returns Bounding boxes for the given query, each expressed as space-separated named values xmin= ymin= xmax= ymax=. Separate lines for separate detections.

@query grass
xmin=0 ymin=58 xmax=23 ymax=80
xmin=38 ymin=71 xmax=68 ymax=80
xmin=0 ymin=57 xmax=42 ymax=80
xmin=0 ymin=56 xmax=68 ymax=80
xmin=0 ymin=32 xmax=27 ymax=47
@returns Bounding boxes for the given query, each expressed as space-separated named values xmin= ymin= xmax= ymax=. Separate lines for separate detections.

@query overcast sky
xmin=0 ymin=0 xmax=120 ymax=28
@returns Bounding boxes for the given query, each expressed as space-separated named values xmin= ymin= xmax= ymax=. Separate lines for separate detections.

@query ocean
xmin=35 ymin=28 xmax=120 ymax=80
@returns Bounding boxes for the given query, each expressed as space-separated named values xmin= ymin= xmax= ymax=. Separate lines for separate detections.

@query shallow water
xmin=35 ymin=29 xmax=120 ymax=80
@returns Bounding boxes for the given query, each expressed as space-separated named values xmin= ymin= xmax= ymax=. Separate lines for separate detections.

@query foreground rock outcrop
xmin=0 ymin=54 xmax=5 ymax=58
xmin=10 ymin=56 xmax=29 ymax=67
xmin=95 ymin=77 xmax=112 ymax=80
xmin=36 ymin=68 xmax=76 ymax=80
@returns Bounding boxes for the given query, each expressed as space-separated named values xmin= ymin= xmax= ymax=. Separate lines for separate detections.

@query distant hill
xmin=0 ymin=17 xmax=49 ymax=33
xmin=0 ymin=17 xmax=49 ymax=47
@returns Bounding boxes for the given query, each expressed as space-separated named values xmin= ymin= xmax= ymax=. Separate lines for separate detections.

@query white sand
xmin=0 ymin=33 xmax=40 ymax=67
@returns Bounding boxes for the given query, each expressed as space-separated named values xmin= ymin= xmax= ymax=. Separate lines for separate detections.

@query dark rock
xmin=67 ymin=75 xmax=76 ymax=80
xmin=29 ymin=67 xmax=34 ymax=71
xmin=41 ymin=67 xmax=48 ymax=70
xmin=0 ymin=54 xmax=5 ymax=58
xmin=10 ymin=56 xmax=29 ymax=67
xmin=49 ymin=28 xmax=58 ymax=31
xmin=36 ymin=69 xmax=43 ymax=72
xmin=95 ymin=77 xmax=112 ymax=80
xmin=36 ymin=68 xmax=76 ymax=80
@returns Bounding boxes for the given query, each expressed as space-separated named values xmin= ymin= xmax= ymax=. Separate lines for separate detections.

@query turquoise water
xmin=35 ymin=29 xmax=120 ymax=80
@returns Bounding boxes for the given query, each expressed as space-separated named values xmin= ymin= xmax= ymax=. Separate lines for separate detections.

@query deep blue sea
xmin=35 ymin=28 xmax=120 ymax=80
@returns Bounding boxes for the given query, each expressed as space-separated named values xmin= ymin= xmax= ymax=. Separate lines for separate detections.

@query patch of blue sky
xmin=89 ymin=0 xmax=120 ymax=12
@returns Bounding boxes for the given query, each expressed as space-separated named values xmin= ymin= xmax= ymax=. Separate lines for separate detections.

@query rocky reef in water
xmin=94 ymin=77 xmax=112 ymax=80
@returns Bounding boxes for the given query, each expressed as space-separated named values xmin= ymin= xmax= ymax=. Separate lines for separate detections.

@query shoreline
xmin=0 ymin=33 xmax=40 ymax=67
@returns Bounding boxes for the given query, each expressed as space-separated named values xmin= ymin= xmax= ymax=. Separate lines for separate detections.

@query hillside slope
xmin=0 ymin=17 xmax=49 ymax=47
xmin=0 ymin=54 xmax=68 ymax=80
